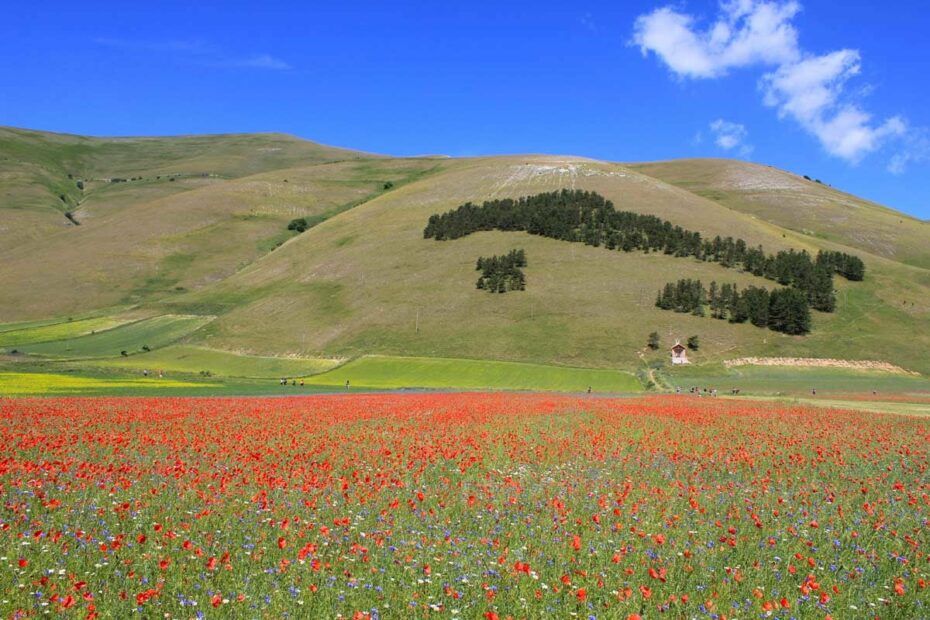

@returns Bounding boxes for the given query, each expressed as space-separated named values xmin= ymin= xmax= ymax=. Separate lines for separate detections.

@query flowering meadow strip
xmin=0 ymin=394 xmax=927 ymax=619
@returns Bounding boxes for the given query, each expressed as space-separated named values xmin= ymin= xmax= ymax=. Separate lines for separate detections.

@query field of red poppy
xmin=1 ymin=393 xmax=928 ymax=619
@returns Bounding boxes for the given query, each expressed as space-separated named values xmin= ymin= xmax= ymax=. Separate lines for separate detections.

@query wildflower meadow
xmin=1 ymin=394 xmax=927 ymax=618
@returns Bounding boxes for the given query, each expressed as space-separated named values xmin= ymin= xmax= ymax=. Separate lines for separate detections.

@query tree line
xmin=656 ymin=279 xmax=811 ymax=335
xmin=423 ymin=190 xmax=864 ymax=314
xmin=476 ymin=249 xmax=527 ymax=293
xmin=816 ymin=250 xmax=865 ymax=281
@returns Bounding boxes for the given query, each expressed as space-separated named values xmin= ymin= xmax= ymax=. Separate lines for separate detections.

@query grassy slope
xmin=630 ymin=158 xmax=930 ymax=269
xmin=183 ymin=155 xmax=930 ymax=373
xmin=0 ymin=132 xmax=441 ymax=319
xmin=1 ymin=129 xmax=928 ymax=382
xmin=185 ymin=157 xmax=790 ymax=364
xmin=303 ymin=355 xmax=641 ymax=391
xmin=0 ymin=127 xmax=372 ymax=250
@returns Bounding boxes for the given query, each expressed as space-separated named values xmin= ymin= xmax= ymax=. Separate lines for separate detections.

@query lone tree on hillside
xmin=647 ymin=331 xmax=660 ymax=350
xmin=687 ymin=335 xmax=700 ymax=350
xmin=287 ymin=217 xmax=309 ymax=233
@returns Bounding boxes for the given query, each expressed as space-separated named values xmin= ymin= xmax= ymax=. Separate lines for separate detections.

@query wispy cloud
xmin=93 ymin=37 xmax=290 ymax=71
xmin=709 ymin=119 xmax=754 ymax=156
xmin=631 ymin=1 xmax=909 ymax=165
xmin=759 ymin=49 xmax=903 ymax=162
xmin=579 ymin=12 xmax=597 ymax=32
xmin=228 ymin=54 xmax=291 ymax=70
xmin=887 ymin=129 xmax=930 ymax=175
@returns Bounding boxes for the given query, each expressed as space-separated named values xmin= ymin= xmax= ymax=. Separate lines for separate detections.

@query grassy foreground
xmin=304 ymin=355 xmax=641 ymax=392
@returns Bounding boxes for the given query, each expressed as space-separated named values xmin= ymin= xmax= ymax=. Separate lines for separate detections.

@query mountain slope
xmin=630 ymin=159 xmax=930 ymax=269
xmin=0 ymin=127 xmax=441 ymax=318
xmin=1 ymin=129 xmax=928 ymax=375
xmin=169 ymin=156 xmax=930 ymax=372
xmin=0 ymin=126 xmax=377 ymax=251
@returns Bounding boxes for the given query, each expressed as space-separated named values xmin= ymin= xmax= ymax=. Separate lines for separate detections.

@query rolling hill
xmin=2 ymin=126 xmax=929 ymax=387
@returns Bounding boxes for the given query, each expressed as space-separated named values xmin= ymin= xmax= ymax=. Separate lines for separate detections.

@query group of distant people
xmin=675 ymin=386 xmax=730 ymax=396
xmin=141 ymin=369 xmax=164 ymax=378
xmin=279 ymin=378 xmax=351 ymax=390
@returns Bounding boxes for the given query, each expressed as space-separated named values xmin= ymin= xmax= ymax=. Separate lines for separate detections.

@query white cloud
xmin=709 ymin=119 xmax=754 ymax=156
xmin=632 ymin=1 xmax=800 ymax=78
xmin=760 ymin=49 xmax=904 ymax=161
xmin=632 ymin=1 xmax=909 ymax=163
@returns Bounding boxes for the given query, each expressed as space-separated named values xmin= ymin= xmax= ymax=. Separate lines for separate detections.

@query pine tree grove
xmin=424 ymin=190 xmax=860 ymax=314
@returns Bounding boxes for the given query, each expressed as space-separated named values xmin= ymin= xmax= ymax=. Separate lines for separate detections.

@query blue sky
xmin=2 ymin=1 xmax=928 ymax=218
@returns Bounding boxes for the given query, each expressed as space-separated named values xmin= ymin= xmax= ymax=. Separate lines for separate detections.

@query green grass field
xmin=0 ymin=306 xmax=134 ymax=334
xmin=303 ymin=355 xmax=642 ymax=392
xmin=0 ymin=316 xmax=134 ymax=347
xmin=83 ymin=345 xmax=341 ymax=378
xmin=0 ymin=316 xmax=68 ymax=334
xmin=664 ymin=363 xmax=930 ymax=395
xmin=0 ymin=368 xmax=364 ymax=397
xmin=9 ymin=352 xmax=930 ymax=406
xmin=17 ymin=315 xmax=212 ymax=358
xmin=0 ymin=371 xmax=216 ymax=395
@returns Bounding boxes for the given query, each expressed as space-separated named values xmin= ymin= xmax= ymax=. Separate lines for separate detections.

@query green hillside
xmin=629 ymin=159 xmax=930 ymax=269
xmin=2 ymin=128 xmax=929 ymax=390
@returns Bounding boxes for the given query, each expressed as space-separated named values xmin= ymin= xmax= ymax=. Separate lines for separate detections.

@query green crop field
xmin=83 ymin=345 xmax=341 ymax=378
xmin=0 ymin=317 xmax=67 ymax=334
xmin=664 ymin=364 xmax=930 ymax=396
xmin=303 ymin=355 xmax=642 ymax=392
xmin=18 ymin=315 xmax=213 ymax=358
xmin=0 ymin=315 xmax=134 ymax=347
xmin=0 ymin=367 xmax=356 ymax=397
xmin=0 ymin=371 xmax=215 ymax=395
